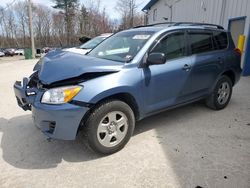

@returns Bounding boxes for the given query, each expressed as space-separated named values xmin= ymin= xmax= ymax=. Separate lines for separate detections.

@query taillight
xmin=234 ymin=48 xmax=242 ymax=56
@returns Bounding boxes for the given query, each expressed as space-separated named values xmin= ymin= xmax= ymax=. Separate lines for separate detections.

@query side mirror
xmin=147 ymin=52 xmax=166 ymax=65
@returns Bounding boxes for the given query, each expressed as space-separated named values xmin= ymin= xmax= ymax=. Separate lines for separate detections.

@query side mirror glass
xmin=147 ymin=52 xmax=166 ymax=65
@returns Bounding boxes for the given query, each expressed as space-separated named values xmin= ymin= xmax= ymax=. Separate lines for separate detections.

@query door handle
xmin=182 ymin=64 xmax=191 ymax=71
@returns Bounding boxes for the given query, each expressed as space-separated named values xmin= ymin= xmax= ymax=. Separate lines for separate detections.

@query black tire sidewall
xmin=86 ymin=100 xmax=135 ymax=154
xmin=212 ymin=76 xmax=233 ymax=110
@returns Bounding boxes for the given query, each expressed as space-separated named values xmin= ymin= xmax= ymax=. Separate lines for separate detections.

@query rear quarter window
xmin=213 ymin=31 xmax=228 ymax=50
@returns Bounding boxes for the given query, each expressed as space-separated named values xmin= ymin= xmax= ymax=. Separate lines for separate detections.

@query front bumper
xmin=32 ymin=102 xmax=89 ymax=140
xmin=14 ymin=78 xmax=89 ymax=140
xmin=14 ymin=78 xmax=35 ymax=111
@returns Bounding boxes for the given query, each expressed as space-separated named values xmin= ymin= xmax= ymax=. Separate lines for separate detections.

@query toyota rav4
xmin=14 ymin=22 xmax=242 ymax=154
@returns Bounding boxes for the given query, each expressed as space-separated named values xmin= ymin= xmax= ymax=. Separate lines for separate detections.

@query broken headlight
xmin=41 ymin=86 xmax=82 ymax=104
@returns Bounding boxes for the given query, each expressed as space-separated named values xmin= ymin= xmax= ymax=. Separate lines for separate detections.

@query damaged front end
xmin=13 ymin=70 xmax=90 ymax=140
xmin=13 ymin=70 xmax=116 ymax=111
xmin=13 ymin=52 xmax=123 ymax=140
xmin=13 ymin=71 xmax=40 ymax=111
xmin=14 ymin=51 xmax=122 ymax=111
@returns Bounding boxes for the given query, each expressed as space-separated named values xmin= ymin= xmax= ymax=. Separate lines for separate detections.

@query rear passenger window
xmin=151 ymin=32 xmax=185 ymax=60
xmin=213 ymin=31 xmax=228 ymax=50
xmin=188 ymin=33 xmax=213 ymax=54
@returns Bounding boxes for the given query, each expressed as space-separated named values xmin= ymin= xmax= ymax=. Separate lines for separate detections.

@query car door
xmin=141 ymin=31 xmax=194 ymax=115
xmin=187 ymin=30 xmax=225 ymax=98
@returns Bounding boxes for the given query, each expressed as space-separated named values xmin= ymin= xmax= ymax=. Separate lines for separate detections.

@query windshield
xmin=88 ymin=31 xmax=155 ymax=62
xmin=80 ymin=36 xmax=106 ymax=49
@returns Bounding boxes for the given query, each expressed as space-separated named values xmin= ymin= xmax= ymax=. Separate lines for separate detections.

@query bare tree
xmin=0 ymin=0 xmax=118 ymax=48
xmin=7 ymin=10 xmax=18 ymax=46
xmin=78 ymin=4 xmax=88 ymax=34
xmin=33 ymin=5 xmax=52 ymax=47
xmin=14 ymin=1 xmax=29 ymax=47
xmin=52 ymin=0 xmax=79 ymax=46
xmin=116 ymin=0 xmax=138 ymax=29
xmin=51 ymin=12 xmax=65 ymax=47
xmin=76 ymin=0 xmax=113 ymax=37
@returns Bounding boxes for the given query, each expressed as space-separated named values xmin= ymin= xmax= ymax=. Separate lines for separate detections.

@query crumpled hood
xmin=35 ymin=50 xmax=123 ymax=85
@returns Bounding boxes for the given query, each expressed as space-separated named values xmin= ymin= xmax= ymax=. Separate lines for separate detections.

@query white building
xmin=142 ymin=0 xmax=250 ymax=76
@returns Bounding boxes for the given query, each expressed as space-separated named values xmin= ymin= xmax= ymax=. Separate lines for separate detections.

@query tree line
xmin=0 ymin=0 xmax=145 ymax=49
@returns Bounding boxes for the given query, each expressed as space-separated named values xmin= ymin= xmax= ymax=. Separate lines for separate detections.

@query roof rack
xmin=133 ymin=22 xmax=175 ymax=28
xmin=133 ymin=22 xmax=224 ymax=30
xmin=170 ymin=22 xmax=224 ymax=29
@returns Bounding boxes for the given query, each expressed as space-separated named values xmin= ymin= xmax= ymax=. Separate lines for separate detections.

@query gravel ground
xmin=0 ymin=59 xmax=249 ymax=188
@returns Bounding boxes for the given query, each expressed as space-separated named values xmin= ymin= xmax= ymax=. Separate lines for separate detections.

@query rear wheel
xmin=206 ymin=75 xmax=232 ymax=110
xmin=86 ymin=100 xmax=135 ymax=154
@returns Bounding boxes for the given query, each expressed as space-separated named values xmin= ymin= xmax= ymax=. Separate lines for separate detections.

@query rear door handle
xmin=182 ymin=64 xmax=191 ymax=71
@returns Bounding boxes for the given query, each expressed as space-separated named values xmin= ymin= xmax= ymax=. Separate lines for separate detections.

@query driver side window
xmin=152 ymin=32 xmax=186 ymax=60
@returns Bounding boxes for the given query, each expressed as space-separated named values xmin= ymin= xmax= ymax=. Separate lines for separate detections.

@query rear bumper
xmin=32 ymin=102 xmax=89 ymax=140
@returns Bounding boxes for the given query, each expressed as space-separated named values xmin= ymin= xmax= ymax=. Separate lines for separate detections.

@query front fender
xmin=89 ymin=86 xmax=138 ymax=104
xmin=74 ymin=84 xmax=143 ymax=110
xmin=72 ymin=68 xmax=144 ymax=116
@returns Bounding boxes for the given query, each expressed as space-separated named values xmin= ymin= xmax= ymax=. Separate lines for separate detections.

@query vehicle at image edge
xmin=0 ymin=51 xmax=4 ymax=57
xmin=14 ymin=22 xmax=242 ymax=154
xmin=64 ymin=33 xmax=113 ymax=55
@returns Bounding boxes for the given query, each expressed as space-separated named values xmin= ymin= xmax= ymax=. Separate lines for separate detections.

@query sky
xmin=1 ymin=0 xmax=149 ymax=20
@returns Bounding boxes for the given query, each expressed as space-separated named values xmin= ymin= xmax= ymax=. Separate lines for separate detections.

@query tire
xmin=206 ymin=75 xmax=233 ymax=110
xmin=86 ymin=100 xmax=135 ymax=154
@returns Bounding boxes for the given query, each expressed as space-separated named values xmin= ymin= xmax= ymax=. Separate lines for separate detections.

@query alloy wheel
xmin=217 ymin=82 xmax=230 ymax=105
xmin=97 ymin=111 xmax=128 ymax=147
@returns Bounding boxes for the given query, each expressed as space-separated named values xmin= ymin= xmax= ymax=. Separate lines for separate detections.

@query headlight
xmin=41 ymin=86 xmax=82 ymax=104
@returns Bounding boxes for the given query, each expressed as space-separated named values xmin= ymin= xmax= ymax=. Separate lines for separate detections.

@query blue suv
xmin=14 ymin=22 xmax=241 ymax=154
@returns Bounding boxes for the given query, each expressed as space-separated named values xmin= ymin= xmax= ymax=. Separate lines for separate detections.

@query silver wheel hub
xmin=217 ymin=82 xmax=230 ymax=105
xmin=97 ymin=111 xmax=128 ymax=147
xmin=107 ymin=122 xmax=117 ymax=133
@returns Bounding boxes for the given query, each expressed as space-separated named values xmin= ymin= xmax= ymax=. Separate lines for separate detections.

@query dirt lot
xmin=0 ymin=59 xmax=250 ymax=188
xmin=0 ymin=56 xmax=25 ymax=63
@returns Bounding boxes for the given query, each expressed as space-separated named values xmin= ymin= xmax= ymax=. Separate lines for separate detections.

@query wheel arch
xmin=93 ymin=92 xmax=140 ymax=121
xmin=222 ymin=70 xmax=236 ymax=86
xmin=79 ymin=91 xmax=141 ymax=133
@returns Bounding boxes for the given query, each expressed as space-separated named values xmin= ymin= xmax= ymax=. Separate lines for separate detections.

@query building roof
xmin=142 ymin=0 xmax=159 ymax=11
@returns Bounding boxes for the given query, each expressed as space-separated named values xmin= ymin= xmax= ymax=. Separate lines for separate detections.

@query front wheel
xmin=206 ymin=75 xmax=233 ymax=110
xmin=86 ymin=100 xmax=135 ymax=154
